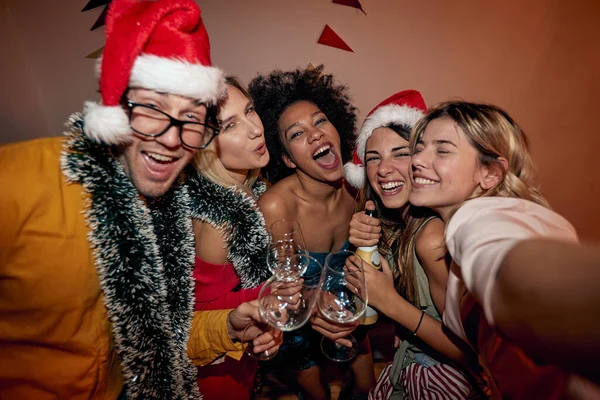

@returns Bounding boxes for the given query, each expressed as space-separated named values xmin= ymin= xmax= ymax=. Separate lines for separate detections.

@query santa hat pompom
xmin=83 ymin=102 xmax=131 ymax=144
xmin=343 ymin=151 xmax=365 ymax=188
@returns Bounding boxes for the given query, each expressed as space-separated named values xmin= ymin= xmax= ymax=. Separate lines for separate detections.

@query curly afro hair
xmin=248 ymin=65 xmax=357 ymax=184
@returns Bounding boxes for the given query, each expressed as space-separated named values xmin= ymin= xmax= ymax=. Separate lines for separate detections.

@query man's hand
xmin=227 ymin=300 xmax=282 ymax=354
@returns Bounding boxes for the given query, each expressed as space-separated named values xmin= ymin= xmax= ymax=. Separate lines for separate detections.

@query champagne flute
xmin=267 ymin=219 xmax=308 ymax=281
xmin=318 ymin=249 xmax=367 ymax=362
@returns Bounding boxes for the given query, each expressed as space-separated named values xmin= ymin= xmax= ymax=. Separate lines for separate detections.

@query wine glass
xmin=258 ymin=253 xmax=325 ymax=331
xmin=267 ymin=219 xmax=308 ymax=281
xmin=241 ymin=323 xmax=279 ymax=361
xmin=318 ymin=249 xmax=367 ymax=362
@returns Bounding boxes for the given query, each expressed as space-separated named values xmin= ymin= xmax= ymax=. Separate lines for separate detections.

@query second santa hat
xmin=344 ymin=90 xmax=427 ymax=188
xmin=83 ymin=0 xmax=226 ymax=144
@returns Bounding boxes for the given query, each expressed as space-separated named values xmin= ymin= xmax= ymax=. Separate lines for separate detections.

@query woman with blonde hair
xmin=188 ymin=76 xmax=272 ymax=399
xmin=407 ymin=101 xmax=600 ymax=398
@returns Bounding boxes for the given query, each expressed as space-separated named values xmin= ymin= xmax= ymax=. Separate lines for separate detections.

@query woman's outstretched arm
xmin=491 ymin=239 xmax=600 ymax=384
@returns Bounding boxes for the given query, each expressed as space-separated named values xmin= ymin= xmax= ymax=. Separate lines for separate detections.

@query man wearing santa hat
xmin=0 ymin=0 xmax=280 ymax=398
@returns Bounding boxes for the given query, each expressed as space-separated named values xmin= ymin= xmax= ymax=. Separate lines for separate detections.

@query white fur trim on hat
xmin=83 ymin=101 xmax=131 ymax=144
xmin=129 ymin=54 xmax=226 ymax=106
xmin=356 ymin=104 xmax=424 ymax=163
xmin=344 ymin=162 xmax=365 ymax=188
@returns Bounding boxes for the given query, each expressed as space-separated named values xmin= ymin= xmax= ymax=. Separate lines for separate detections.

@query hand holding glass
xmin=259 ymin=253 xmax=325 ymax=331
xmin=241 ymin=323 xmax=279 ymax=361
xmin=318 ymin=249 xmax=367 ymax=362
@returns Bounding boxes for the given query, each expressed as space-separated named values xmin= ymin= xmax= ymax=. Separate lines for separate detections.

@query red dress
xmin=193 ymin=256 xmax=264 ymax=400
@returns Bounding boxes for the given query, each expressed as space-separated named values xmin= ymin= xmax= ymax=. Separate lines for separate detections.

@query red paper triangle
xmin=317 ymin=25 xmax=353 ymax=53
xmin=332 ymin=0 xmax=366 ymax=15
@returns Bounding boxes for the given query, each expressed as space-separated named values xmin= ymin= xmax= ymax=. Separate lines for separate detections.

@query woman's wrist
xmin=376 ymin=289 xmax=403 ymax=317
xmin=382 ymin=292 xmax=423 ymax=329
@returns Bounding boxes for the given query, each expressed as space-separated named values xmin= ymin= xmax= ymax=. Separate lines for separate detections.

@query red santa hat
xmin=83 ymin=0 xmax=226 ymax=144
xmin=344 ymin=90 xmax=427 ymax=188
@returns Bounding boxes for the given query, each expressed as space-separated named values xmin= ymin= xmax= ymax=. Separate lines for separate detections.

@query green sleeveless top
xmin=387 ymin=217 xmax=443 ymax=399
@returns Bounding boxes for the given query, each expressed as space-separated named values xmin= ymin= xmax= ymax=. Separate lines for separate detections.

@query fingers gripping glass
xmin=259 ymin=254 xmax=325 ymax=331
xmin=319 ymin=249 xmax=367 ymax=362
xmin=126 ymin=101 xmax=220 ymax=149
xmin=242 ymin=324 xmax=278 ymax=361
xmin=247 ymin=254 xmax=325 ymax=360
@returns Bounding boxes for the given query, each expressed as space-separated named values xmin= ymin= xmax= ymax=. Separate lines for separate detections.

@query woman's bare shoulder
xmin=258 ymin=177 xmax=300 ymax=224
xmin=259 ymin=177 xmax=297 ymax=208
xmin=415 ymin=217 xmax=446 ymax=256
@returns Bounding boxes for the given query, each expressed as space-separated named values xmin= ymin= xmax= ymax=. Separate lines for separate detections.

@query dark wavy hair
xmin=248 ymin=65 xmax=357 ymax=184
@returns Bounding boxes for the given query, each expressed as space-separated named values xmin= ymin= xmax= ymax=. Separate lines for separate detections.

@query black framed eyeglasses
xmin=125 ymin=101 xmax=220 ymax=149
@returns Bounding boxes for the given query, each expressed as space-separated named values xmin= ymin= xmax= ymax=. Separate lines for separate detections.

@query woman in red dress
xmin=189 ymin=76 xmax=272 ymax=399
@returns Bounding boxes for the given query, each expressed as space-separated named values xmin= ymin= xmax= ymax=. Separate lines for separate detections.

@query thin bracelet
xmin=412 ymin=310 xmax=426 ymax=336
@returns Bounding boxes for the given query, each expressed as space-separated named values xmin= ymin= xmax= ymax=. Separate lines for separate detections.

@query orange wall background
xmin=1 ymin=0 xmax=599 ymax=240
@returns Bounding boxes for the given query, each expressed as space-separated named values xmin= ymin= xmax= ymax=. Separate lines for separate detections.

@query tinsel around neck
xmin=60 ymin=114 xmax=200 ymax=399
xmin=188 ymin=172 xmax=271 ymax=288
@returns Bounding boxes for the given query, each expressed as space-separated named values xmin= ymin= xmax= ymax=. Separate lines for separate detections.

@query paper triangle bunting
xmin=332 ymin=0 xmax=366 ymax=15
xmin=85 ymin=46 xmax=104 ymax=59
xmin=317 ymin=25 xmax=353 ymax=53
xmin=81 ymin=0 xmax=111 ymax=12
xmin=90 ymin=6 xmax=108 ymax=30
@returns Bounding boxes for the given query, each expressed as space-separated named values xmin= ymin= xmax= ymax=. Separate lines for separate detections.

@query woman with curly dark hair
xmin=249 ymin=65 xmax=376 ymax=400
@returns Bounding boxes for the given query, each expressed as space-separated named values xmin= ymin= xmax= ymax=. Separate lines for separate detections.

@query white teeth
xmin=147 ymin=152 xmax=175 ymax=162
xmin=414 ymin=177 xmax=437 ymax=185
xmin=313 ymin=145 xmax=331 ymax=157
xmin=380 ymin=181 xmax=404 ymax=190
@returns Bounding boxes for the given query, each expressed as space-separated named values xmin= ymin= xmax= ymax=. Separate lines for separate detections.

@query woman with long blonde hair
xmin=188 ymin=76 xmax=272 ymax=399
xmin=408 ymin=101 xmax=599 ymax=398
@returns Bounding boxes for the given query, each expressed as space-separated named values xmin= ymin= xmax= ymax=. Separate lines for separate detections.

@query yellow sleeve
xmin=0 ymin=138 xmax=64 ymax=269
xmin=187 ymin=309 xmax=245 ymax=366
xmin=0 ymin=141 xmax=34 ymax=266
